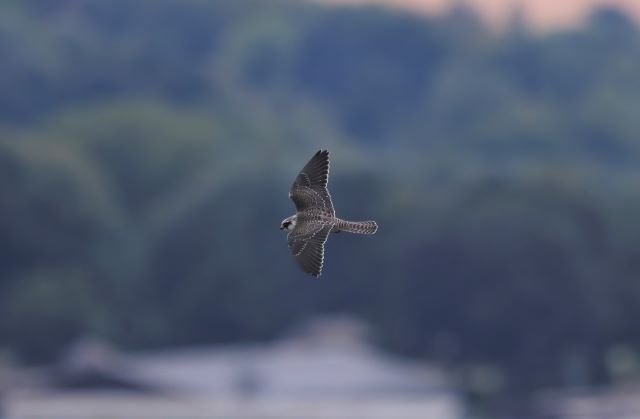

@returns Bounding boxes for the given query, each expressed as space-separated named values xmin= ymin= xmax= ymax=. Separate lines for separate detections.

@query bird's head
xmin=280 ymin=214 xmax=297 ymax=231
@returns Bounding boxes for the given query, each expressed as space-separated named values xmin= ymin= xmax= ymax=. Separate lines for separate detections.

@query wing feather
xmin=287 ymin=223 xmax=332 ymax=277
xmin=289 ymin=150 xmax=334 ymax=216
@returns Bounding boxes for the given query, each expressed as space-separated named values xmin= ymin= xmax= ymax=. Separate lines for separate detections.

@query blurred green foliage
xmin=1 ymin=0 xmax=640 ymax=395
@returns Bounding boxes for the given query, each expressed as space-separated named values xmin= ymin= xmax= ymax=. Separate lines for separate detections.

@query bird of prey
xmin=280 ymin=150 xmax=378 ymax=277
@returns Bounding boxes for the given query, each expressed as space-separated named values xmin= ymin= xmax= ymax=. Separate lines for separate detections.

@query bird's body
xmin=281 ymin=213 xmax=378 ymax=235
xmin=281 ymin=150 xmax=377 ymax=277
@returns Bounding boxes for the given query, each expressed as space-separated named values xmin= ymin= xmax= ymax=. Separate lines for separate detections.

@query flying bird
xmin=281 ymin=150 xmax=378 ymax=277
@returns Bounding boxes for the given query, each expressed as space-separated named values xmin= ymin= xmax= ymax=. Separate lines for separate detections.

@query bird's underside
xmin=283 ymin=150 xmax=377 ymax=277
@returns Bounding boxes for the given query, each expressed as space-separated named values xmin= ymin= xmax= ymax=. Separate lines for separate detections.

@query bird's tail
xmin=336 ymin=219 xmax=378 ymax=235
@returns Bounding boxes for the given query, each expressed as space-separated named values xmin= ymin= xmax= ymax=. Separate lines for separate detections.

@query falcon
xmin=280 ymin=150 xmax=378 ymax=277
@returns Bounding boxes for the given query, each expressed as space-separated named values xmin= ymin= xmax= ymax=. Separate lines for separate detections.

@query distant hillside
xmin=311 ymin=0 xmax=640 ymax=31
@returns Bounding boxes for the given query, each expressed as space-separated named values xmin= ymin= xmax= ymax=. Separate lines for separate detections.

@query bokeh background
xmin=2 ymin=0 xmax=640 ymax=417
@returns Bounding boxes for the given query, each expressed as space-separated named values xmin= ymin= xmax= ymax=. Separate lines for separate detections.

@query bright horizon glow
xmin=311 ymin=0 xmax=640 ymax=32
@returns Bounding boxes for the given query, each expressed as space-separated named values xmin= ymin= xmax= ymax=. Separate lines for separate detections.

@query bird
xmin=280 ymin=150 xmax=378 ymax=277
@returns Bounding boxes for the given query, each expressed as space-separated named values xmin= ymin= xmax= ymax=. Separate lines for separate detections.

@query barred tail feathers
xmin=336 ymin=220 xmax=378 ymax=235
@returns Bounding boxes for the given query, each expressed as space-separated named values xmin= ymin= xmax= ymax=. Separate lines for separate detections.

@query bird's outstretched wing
xmin=288 ymin=223 xmax=332 ymax=277
xmin=289 ymin=150 xmax=334 ymax=216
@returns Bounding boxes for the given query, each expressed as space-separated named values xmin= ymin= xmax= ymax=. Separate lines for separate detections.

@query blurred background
xmin=2 ymin=0 xmax=640 ymax=417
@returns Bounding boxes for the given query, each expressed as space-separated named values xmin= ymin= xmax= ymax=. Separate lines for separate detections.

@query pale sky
xmin=313 ymin=0 xmax=640 ymax=31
